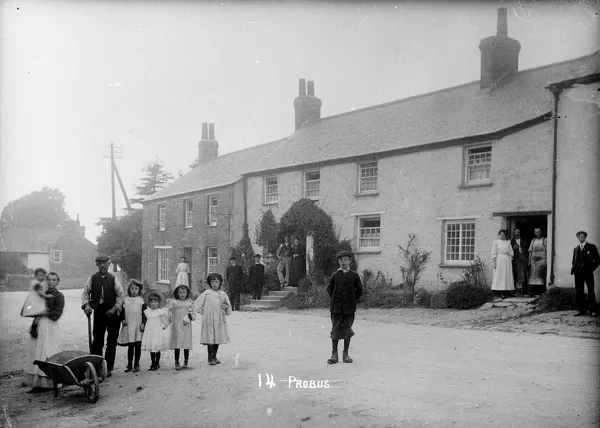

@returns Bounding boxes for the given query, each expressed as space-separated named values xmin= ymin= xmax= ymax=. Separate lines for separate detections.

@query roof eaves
xmin=546 ymin=73 xmax=600 ymax=91
xmin=242 ymin=113 xmax=552 ymax=177
xmin=141 ymin=179 xmax=240 ymax=204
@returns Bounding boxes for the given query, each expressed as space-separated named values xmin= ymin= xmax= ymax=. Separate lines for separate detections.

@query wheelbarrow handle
xmin=87 ymin=313 xmax=93 ymax=354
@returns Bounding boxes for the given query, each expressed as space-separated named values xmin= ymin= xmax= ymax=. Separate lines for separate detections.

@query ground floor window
xmin=444 ymin=221 xmax=475 ymax=263
xmin=358 ymin=215 xmax=381 ymax=249
xmin=157 ymin=248 xmax=171 ymax=282
xmin=207 ymin=247 xmax=218 ymax=274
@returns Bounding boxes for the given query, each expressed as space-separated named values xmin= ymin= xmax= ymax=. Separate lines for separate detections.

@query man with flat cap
xmin=226 ymin=255 xmax=244 ymax=311
xmin=326 ymin=250 xmax=363 ymax=364
xmin=81 ymin=255 xmax=125 ymax=377
xmin=571 ymin=231 xmax=600 ymax=316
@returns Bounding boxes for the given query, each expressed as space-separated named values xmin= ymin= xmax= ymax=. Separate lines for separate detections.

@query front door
xmin=183 ymin=247 xmax=193 ymax=288
xmin=506 ymin=215 xmax=548 ymax=243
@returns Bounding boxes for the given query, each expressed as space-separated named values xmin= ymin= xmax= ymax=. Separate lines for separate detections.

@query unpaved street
xmin=1 ymin=290 xmax=599 ymax=428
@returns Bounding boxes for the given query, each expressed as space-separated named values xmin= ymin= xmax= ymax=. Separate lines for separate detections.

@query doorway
xmin=505 ymin=215 xmax=548 ymax=243
xmin=183 ymin=247 xmax=193 ymax=287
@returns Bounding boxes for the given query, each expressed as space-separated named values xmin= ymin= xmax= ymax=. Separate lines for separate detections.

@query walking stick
xmin=87 ymin=313 xmax=93 ymax=354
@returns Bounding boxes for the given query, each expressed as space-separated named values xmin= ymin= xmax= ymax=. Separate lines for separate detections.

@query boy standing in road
xmin=326 ymin=250 xmax=363 ymax=364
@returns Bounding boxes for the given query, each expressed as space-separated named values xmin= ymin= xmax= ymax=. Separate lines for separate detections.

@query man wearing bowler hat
xmin=226 ymin=255 xmax=244 ymax=311
xmin=326 ymin=250 xmax=363 ymax=364
xmin=81 ymin=255 xmax=125 ymax=377
xmin=571 ymin=231 xmax=600 ymax=317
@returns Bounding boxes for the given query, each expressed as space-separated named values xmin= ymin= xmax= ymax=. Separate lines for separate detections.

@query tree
xmin=0 ymin=252 xmax=30 ymax=280
xmin=254 ymin=209 xmax=279 ymax=255
xmin=1 ymin=187 xmax=71 ymax=229
xmin=231 ymin=223 xmax=255 ymax=294
xmin=131 ymin=161 xmax=174 ymax=204
xmin=96 ymin=209 xmax=143 ymax=279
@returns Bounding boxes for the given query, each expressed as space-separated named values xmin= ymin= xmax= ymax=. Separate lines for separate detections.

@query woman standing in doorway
xmin=175 ymin=257 xmax=190 ymax=287
xmin=491 ymin=229 xmax=515 ymax=299
xmin=528 ymin=228 xmax=547 ymax=295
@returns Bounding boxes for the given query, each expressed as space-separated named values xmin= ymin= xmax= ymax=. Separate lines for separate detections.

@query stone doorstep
xmin=260 ymin=296 xmax=283 ymax=301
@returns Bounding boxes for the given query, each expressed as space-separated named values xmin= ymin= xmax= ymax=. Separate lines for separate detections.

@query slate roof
xmin=144 ymin=51 xmax=599 ymax=203
xmin=0 ymin=228 xmax=62 ymax=253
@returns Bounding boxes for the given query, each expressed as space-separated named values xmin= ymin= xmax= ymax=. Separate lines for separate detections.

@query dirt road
xmin=1 ymin=290 xmax=599 ymax=428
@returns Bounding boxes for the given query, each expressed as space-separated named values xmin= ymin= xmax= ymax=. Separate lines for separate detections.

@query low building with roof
xmin=142 ymin=8 xmax=599 ymax=297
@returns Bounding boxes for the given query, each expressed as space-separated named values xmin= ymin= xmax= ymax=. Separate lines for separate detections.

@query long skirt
xmin=529 ymin=255 xmax=547 ymax=286
xmin=176 ymin=271 xmax=189 ymax=287
xmin=24 ymin=317 xmax=61 ymax=388
xmin=492 ymin=254 xmax=515 ymax=291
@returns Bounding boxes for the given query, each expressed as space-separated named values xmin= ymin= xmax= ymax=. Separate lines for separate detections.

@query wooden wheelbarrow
xmin=34 ymin=350 xmax=107 ymax=403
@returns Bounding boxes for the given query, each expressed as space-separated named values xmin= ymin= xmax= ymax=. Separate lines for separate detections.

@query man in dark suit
xmin=226 ymin=256 xmax=244 ymax=311
xmin=571 ymin=231 xmax=600 ymax=317
xmin=511 ymin=228 xmax=530 ymax=296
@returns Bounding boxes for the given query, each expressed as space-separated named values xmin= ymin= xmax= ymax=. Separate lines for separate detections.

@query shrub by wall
xmin=534 ymin=287 xmax=576 ymax=313
xmin=413 ymin=287 xmax=432 ymax=308
xmin=429 ymin=289 xmax=449 ymax=309
xmin=445 ymin=281 xmax=493 ymax=309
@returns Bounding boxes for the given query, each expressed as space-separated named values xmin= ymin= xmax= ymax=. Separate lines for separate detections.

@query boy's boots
xmin=327 ymin=339 xmax=339 ymax=364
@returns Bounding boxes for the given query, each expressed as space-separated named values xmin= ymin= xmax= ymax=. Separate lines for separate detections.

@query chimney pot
xmin=202 ymin=123 xmax=208 ymax=140
xmin=209 ymin=123 xmax=215 ymax=140
xmin=307 ymin=81 xmax=315 ymax=96
xmin=497 ymin=8 xmax=508 ymax=37
xmin=299 ymin=78 xmax=306 ymax=96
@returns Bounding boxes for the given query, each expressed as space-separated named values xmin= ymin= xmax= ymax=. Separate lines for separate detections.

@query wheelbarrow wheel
xmin=84 ymin=362 xmax=99 ymax=403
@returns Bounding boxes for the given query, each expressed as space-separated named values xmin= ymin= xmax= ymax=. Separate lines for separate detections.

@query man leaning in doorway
xmin=571 ymin=231 xmax=600 ymax=317
xmin=276 ymin=235 xmax=293 ymax=288
xmin=81 ymin=255 xmax=125 ymax=377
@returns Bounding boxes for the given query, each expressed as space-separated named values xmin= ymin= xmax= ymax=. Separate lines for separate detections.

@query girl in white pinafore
xmin=141 ymin=289 xmax=171 ymax=371
xmin=168 ymin=284 xmax=196 ymax=370
xmin=117 ymin=279 xmax=146 ymax=373
xmin=491 ymin=229 xmax=515 ymax=299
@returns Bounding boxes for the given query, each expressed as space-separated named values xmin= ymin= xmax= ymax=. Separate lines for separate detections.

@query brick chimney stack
xmin=197 ymin=122 xmax=218 ymax=166
xmin=478 ymin=8 xmax=521 ymax=91
xmin=294 ymin=78 xmax=322 ymax=131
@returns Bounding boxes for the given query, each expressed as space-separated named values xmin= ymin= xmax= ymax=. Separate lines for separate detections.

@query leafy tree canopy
xmin=254 ymin=209 xmax=279 ymax=255
xmin=131 ymin=161 xmax=174 ymax=204
xmin=1 ymin=187 xmax=71 ymax=229
xmin=96 ymin=209 xmax=143 ymax=279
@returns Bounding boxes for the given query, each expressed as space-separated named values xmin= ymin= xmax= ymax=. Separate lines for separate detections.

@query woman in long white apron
xmin=491 ymin=229 xmax=515 ymax=299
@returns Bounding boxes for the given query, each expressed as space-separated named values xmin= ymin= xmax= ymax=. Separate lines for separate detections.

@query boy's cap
xmin=336 ymin=250 xmax=353 ymax=259
xmin=576 ymin=231 xmax=587 ymax=238
xmin=253 ymin=254 xmax=262 ymax=259
xmin=95 ymin=254 xmax=110 ymax=262
xmin=229 ymin=256 xmax=237 ymax=260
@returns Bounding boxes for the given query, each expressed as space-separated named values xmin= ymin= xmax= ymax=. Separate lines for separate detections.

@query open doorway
xmin=505 ymin=215 xmax=548 ymax=243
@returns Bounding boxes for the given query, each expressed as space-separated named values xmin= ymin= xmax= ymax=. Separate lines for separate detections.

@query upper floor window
xmin=184 ymin=199 xmax=193 ymax=228
xmin=304 ymin=170 xmax=320 ymax=199
xmin=359 ymin=162 xmax=378 ymax=194
xmin=464 ymin=145 xmax=492 ymax=185
xmin=208 ymin=196 xmax=218 ymax=226
xmin=444 ymin=220 xmax=475 ymax=264
xmin=52 ymin=250 xmax=62 ymax=263
xmin=264 ymin=176 xmax=279 ymax=204
xmin=358 ymin=215 xmax=381 ymax=250
xmin=158 ymin=205 xmax=166 ymax=231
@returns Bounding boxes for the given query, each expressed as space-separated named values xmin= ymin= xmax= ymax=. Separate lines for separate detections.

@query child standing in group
xmin=117 ymin=279 xmax=146 ymax=373
xmin=326 ymin=250 xmax=363 ymax=365
xmin=168 ymin=284 xmax=196 ymax=370
xmin=24 ymin=268 xmax=50 ymax=338
xmin=141 ymin=289 xmax=171 ymax=371
xmin=194 ymin=273 xmax=231 ymax=366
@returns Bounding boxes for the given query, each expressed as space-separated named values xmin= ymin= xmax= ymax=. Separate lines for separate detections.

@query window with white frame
xmin=358 ymin=216 xmax=381 ymax=249
xmin=157 ymin=248 xmax=171 ymax=282
xmin=53 ymin=250 xmax=62 ymax=263
xmin=264 ymin=177 xmax=278 ymax=204
xmin=465 ymin=145 xmax=492 ymax=184
xmin=207 ymin=248 xmax=218 ymax=274
xmin=208 ymin=196 xmax=218 ymax=226
xmin=184 ymin=199 xmax=193 ymax=228
xmin=359 ymin=162 xmax=378 ymax=193
xmin=444 ymin=221 xmax=476 ymax=263
xmin=304 ymin=170 xmax=320 ymax=199
xmin=158 ymin=204 xmax=166 ymax=231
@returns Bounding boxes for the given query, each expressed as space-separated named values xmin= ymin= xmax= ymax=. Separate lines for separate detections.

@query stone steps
xmin=241 ymin=287 xmax=298 ymax=311
xmin=479 ymin=296 xmax=538 ymax=311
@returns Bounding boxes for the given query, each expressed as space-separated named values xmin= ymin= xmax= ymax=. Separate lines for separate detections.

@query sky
xmin=1 ymin=0 xmax=598 ymax=244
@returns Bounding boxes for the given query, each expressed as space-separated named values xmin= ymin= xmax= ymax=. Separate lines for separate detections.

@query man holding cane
xmin=81 ymin=255 xmax=124 ymax=378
